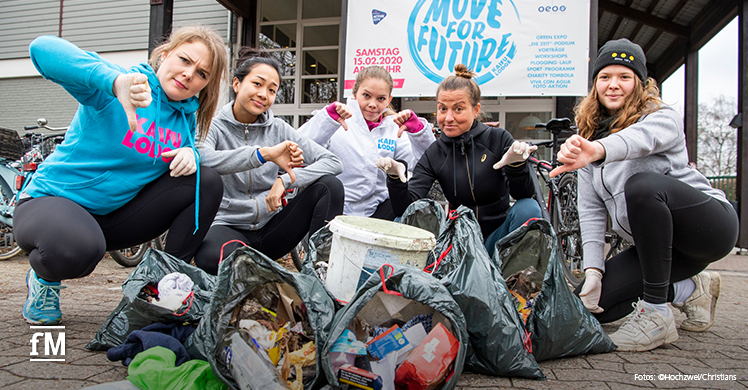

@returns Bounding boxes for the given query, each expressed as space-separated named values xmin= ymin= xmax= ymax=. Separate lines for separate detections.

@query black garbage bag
xmin=300 ymin=224 xmax=333 ymax=280
xmin=321 ymin=264 xmax=468 ymax=390
xmin=185 ymin=245 xmax=336 ymax=390
xmin=492 ymin=218 xmax=616 ymax=362
xmin=427 ymin=206 xmax=544 ymax=379
xmin=86 ymin=249 xmax=216 ymax=350
xmin=399 ymin=199 xmax=446 ymax=238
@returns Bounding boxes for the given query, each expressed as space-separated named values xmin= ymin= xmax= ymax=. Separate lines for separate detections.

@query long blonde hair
xmin=575 ymin=75 xmax=663 ymax=139
xmin=149 ymin=25 xmax=228 ymax=140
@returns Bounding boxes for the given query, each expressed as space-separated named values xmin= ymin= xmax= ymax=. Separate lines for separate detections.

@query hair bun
xmin=236 ymin=47 xmax=271 ymax=67
xmin=454 ymin=64 xmax=476 ymax=79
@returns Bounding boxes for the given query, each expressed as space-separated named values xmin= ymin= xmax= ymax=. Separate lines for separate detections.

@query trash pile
xmin=329 ymin=291 xmax=461 ymax=390
xmin=505 ymin=266 xmax=544 ymax=323
xmin=218 ymin=283 xmax=317 ymax=390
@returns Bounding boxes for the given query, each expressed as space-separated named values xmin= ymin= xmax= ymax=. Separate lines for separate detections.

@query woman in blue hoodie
xmin=15 ymin=25 xmax=240 ymax=325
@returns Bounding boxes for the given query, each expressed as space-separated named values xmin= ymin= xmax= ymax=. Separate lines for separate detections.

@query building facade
xmin=0 ymin=0 xmax=558 ymax=154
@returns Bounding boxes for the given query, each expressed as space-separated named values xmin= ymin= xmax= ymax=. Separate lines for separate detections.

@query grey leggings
xmin=575 ymin=172 xmax=738 ymax=323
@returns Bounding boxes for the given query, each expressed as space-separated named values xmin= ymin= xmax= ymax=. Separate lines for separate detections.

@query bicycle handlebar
xmin=23 ymin=118 xmax=69 ymax=132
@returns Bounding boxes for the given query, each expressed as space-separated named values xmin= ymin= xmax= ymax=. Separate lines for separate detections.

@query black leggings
xmin=194 ymin=174 xmax=344 ymax=274
xmin=14 ymin=168 xmax=223 ymax=282
xmin=575 ymin=172 xmax=738 ymax=323
xmin=370 ymin=198 xmax=396 ymax=221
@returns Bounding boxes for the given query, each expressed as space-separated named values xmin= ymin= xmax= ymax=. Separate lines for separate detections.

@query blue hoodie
xmin=26 ymin=36 xmax=200 ymax=218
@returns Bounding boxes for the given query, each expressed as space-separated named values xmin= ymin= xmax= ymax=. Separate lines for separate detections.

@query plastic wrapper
xmin=394 ymin=323 xmax=460 ymax=390
xmin=218 ymin=329 xmax=289 ymax=390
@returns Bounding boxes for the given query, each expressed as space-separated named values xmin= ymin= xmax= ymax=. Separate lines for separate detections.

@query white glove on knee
xmin=579 ymin=268 xmax=604 ymax=313
xmin=375 ymin=157 xmax=407 ymax=183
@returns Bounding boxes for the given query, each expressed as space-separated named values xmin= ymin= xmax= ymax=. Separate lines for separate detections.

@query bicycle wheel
xmin=109 ymin=244 xmax=149 ymax=267
xmin=0 ymin=223 xmax=21 ymax=260
xmin=0 ymin=171 xmax=21 ymax=260
xmin=556 ymin=173 xmax=584 ymax=288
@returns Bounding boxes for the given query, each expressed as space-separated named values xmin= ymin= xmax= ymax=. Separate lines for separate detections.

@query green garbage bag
xmin=87 ymin=249 xmax=216 ymax=350
xmin=493 ymin=219 xmax=616 ymax=362
xmin=185 ymin=246 xmax=336 ymax=390
xmin=321 ymin=264 xmax=468 ymax=390
xmin=427 ymin=206 xmax=545 ymax=379
xmin=127 ymin=346 xmax=226 ymax=390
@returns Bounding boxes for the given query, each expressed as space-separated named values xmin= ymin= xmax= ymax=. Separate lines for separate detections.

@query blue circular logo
xmin=407 ymin=0 xmax=521 ymax=85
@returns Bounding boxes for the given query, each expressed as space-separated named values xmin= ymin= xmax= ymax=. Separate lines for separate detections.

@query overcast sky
xmin=661 ymin=18 xmax=738 ymax=116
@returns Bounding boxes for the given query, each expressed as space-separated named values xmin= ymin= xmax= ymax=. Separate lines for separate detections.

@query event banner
xmin=344 ymin=0 xmax=590 ymax=97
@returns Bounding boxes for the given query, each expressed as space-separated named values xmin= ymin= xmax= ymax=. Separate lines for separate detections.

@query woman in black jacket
xmin=378 ymin=64 xmax=542 ymax=252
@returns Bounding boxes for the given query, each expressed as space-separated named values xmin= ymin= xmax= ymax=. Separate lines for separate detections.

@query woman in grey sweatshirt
xmin=194 ymin=49 xmax=343 ymax=274
xmin=551 ymin=39 xmax=737 ymax=352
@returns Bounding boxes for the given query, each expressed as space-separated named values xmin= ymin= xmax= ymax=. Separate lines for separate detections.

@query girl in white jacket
xmin=300 ymin=66 xmax=436 ymax=219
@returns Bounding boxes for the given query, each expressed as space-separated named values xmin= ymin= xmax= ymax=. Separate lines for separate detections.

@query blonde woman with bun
xmin=378 ymin=64 xmax=542 ymax=251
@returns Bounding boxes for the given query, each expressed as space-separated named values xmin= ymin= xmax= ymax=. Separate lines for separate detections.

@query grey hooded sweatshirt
xmin=198 ymin=102 xmax=343 ymax=230
xmin=579 ymin=105 xmax=729 ymax=273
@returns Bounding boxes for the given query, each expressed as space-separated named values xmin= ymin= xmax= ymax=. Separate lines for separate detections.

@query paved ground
xmin=0 ymin=251 xmax=746 ymax=389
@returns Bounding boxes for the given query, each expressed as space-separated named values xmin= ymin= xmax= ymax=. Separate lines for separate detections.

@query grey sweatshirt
xmin=198 ymin=103 xmax=343 ymax=230
xmin=579 ymin=105 xmax=728 ymax=272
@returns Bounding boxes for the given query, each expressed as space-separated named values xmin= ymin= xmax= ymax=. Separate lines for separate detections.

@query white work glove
xmin=375 ymin=157 xmax=407 ymax=183
xmin=579 ymin=268 xmax=604 ymax=313
xmin=493 ymin=141 xmax=537 ymax=170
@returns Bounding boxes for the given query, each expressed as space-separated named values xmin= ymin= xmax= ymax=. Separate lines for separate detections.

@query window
xmin=258 ymin=0 xmax=341 ymax=127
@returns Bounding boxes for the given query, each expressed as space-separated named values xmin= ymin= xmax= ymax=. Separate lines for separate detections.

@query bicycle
xmin=527 ymin=118 xmax=584 ymax=287
xmin=0 ymin=118 xmax=67 ymax=260
xmin=528 ymin=118 xmax=633 ymax=288
xmin=0 ymin=118 xmax=166 ymax=267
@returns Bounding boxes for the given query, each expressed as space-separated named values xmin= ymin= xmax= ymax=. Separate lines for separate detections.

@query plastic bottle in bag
xmin=219 ymin=329 xmax=290 ymax=390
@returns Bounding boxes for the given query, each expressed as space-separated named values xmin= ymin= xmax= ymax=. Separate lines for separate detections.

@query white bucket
xmin=324 ymin=216 xmax=436 ymax=303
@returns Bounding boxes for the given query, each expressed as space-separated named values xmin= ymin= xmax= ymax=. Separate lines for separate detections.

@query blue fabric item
xmin=26 ymin=36 xmax=200 ymax=220
xmin=256 ymin=148 xmax=266 ymax=164
xmin=483 ymin=198 xmax=543 ymax=254
xmin=401 ymin=313 xmax=433 ymax=333
xmin=107 ymin=323 xmax=196 ymax=367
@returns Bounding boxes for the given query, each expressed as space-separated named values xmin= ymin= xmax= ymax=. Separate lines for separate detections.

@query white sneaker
xmin=608 ymin=300 xmax=678 ymax=352
xmin=672 ymin=271 xmax=721 ymax=332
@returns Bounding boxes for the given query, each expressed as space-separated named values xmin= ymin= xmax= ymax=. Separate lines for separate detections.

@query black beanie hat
xmin=592 ymin=38 xmax=647 ymax=81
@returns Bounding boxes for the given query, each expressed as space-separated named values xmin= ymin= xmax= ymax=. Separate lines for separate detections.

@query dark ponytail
xmin=234 ymin=47 xmax=283 ymax=83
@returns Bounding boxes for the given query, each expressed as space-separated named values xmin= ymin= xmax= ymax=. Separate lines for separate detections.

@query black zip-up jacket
xmin=387 ymin=120 xmax=535 ymax=239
